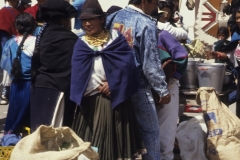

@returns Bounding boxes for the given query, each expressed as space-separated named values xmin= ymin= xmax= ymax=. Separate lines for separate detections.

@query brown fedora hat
xmin=79 ymin=0 xmax=105 ymax=20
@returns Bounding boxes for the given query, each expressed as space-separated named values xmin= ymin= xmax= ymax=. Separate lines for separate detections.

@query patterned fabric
xmin=158 ymin=30 xmax=188 ymax=79
xmin=106 ymin=5 xmax=169 ymax=97
xmin=35 ymin=22 xmax=48 ymax=47
xmin=33 ymin=26 xmax=42 ymax=36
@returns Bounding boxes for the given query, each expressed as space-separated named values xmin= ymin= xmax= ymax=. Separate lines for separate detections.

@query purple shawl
xmin=70 ymin=33 xmax=139 ymax=109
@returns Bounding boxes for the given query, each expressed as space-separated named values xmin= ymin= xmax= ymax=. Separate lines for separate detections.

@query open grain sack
xmin=196 ymin=87 xmax=240 ymax=160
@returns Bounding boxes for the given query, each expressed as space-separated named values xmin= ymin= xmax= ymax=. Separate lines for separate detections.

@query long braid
xmin=11 ymin=32 xmax=28 ymax=79
xmin=31 ymin=22 xmax=48 ymax=84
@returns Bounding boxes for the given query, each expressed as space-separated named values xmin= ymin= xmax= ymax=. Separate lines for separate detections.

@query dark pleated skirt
xmin=30 ymin=87 xmax=75 ymax=131
xmin=71 ymin=93 xmax=146 ymax=160
xmin=4 ymin=79 xmax=31 ymax=134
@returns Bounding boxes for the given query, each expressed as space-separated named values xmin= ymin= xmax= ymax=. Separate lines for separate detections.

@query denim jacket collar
xmin=126 ymin=5 xmax=157 ymax=24
xmin=128 ymin=4 xmax=145 ymax=14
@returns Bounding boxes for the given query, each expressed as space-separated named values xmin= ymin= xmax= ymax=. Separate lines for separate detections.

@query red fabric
xmin=24 ymin=4 xmax=38 ymax=19
xmin=0 ymin=7 xmax=20 ymax=35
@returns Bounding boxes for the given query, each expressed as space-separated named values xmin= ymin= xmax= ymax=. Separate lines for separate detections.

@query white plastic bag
xmin=176 ymin=115 xmax=208 ymax=160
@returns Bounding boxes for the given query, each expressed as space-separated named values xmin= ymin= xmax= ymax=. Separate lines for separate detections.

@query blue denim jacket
xmin=72 ymin=0 xmax=86 ymax=29
xmin=106 ymin=5 xmax=169 ymax=97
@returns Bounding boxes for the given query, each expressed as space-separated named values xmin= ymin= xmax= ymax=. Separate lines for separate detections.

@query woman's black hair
xmin=129 ymin=0 xmax=153 ymax=5
xmin=11 ymin=12 xmax=36 ymax=79
xmin=233 ymin=6 xmax=240 ymax=24
xmin=224 ymin=1 xmax=240 ymax=15
xmin=236 ymin=6 xmax=240 ymax=14
xmin=15 ymin=12 xmax=36 ymax=35
xmin=223 ymin=4 xmax=232 ymax=15
xmin=217 ymin=26 xmax=230 ymax=39
xmin=158 ymin=1 xmax=175 ymax=12
xmin=158 ymin=0 xmax=175 ymax=22
xmin=167 ymin=0 xmax=179 ymax=12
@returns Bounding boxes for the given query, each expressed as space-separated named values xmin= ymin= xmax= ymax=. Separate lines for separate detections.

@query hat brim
xmin=79 ymin=13 xmax=106 ymax=20
xmin=158 ymin=10 xmax=167 ymax=14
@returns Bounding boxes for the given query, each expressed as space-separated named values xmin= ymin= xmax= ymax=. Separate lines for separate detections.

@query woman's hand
xmin=97 ymin=82 xmax=111 ymax=97
xmin=212 ymin=51 xmax=228 ymax=61
xmin=159 ymin=93 xmax=171 ymax=104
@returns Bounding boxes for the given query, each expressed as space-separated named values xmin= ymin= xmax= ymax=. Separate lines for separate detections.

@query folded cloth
xmin=1 ymin=134 xmax=21 ymax=146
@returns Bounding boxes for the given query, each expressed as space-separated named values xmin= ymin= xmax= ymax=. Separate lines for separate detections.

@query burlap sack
xmin=10 ymin=125 xmax=99 ymax=160
xmin=196 ymin=87 xmax=240 ymax=160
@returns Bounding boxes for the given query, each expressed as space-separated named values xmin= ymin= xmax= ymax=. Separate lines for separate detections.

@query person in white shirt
xmin=151 ymin=2 xmax=188 ymax=41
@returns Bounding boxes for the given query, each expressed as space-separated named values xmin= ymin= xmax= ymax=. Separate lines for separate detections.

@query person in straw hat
xmin=70 ymin=0 xmax=146 ymax=159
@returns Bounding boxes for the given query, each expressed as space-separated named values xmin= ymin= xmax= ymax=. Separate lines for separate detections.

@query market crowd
xmin=0 ymin=0 xmax=239 ymax=160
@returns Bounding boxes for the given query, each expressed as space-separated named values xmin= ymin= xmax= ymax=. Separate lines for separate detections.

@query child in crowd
xmin=212 ymin=8 xmax=240 ymax=115
xmin=1 ymin=12 xmax=36 ymax=136
xmin=214 ymin=26 xmax=230 ymax=52
xmin=0 ymin=0 xmax=21 ymax=105
xmin=156 ymin=0 xmax=188 ymax=41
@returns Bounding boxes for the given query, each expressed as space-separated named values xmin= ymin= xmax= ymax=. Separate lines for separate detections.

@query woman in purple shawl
xmin=70 ymin=0 xmax=145 ymax=159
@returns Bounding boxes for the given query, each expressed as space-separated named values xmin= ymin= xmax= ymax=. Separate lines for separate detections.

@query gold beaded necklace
xmin=85 ymin=30 xmax=109 ymax=47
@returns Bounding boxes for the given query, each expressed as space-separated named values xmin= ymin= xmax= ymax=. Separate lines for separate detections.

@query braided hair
xmin=11 ymin=12 xmax=36 ymax=79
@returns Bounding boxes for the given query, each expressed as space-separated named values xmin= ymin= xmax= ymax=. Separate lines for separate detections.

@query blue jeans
xmin=131 ymin=89 xmax=161 ymax=160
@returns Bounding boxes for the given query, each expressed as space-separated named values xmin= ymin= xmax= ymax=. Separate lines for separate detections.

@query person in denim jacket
xmin=106 ymin=0 xmax=171 ymax=159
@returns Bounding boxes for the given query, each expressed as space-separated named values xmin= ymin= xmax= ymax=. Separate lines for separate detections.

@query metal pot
xmin=180 ymin=58 xmax=203 ymax=89
xmin=196 ymin=63 xmax=226 ymax=93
